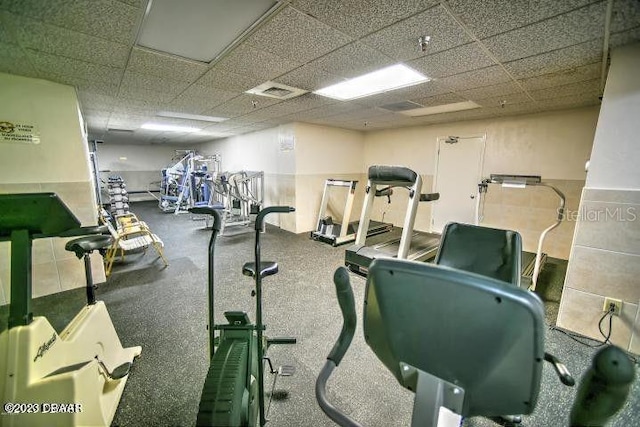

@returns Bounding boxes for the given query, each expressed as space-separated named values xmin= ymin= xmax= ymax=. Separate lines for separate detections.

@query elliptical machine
xmin=190 ymin=205 xmax=296 ymax=426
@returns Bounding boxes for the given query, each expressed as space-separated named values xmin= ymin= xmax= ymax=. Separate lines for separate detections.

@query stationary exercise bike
xmin=0 ymin=193 xmax=141 ymax=426
xmin=190 ymin=205 xmax=296 ymax=426
xmin=316 ymin=224 xmax=634 ymax=426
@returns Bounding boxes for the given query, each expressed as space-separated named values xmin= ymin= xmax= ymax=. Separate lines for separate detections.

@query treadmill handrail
xmin=367 ymin=165 xmax=418 ymax=185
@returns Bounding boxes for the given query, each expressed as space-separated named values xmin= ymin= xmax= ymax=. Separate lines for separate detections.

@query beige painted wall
xmin=97 ymin=143 xmax=191 ymax=202
xmin=294 ymin=123 xmax=365 ymax=233
xmin=197 ymin=124 xmax=297 ymax=231
xmin=558 ymin=43 xmax=640 ymax=353
xmin=0 ymin=73 xmax=104 ymax=306
xmin=362 ymin=107 xmax=598 ymax=257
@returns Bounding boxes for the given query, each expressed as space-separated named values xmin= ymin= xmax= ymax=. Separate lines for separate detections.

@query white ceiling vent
xmin=380 ymin=100 xmax=424 ymax=112
xmin=246 ymin=81 xmax=308 ymax=100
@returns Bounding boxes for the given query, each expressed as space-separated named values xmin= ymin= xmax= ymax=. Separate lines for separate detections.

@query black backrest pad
xmin=368 ymin=165 xmax=417 ymax=184
xmin=435 ymin=222 xmax=522 ymax=286
xmin=364 ymin=258 xmax=545 ymax=417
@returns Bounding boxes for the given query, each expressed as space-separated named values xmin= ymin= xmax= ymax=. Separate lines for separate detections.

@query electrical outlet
xmin=603 ymin=297 xmax=622 ymax=316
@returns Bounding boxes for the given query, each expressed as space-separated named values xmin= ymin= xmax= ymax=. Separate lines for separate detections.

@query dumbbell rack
xmin=107 ymin=175 xmax=130 ymax=216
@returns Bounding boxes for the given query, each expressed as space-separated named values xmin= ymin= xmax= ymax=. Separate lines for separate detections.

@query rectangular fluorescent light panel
xmin=157 ymin=111 xmax=227 ymax=123
xmin=314 ymin=64 xmax=429 ymax=101
xmin=137 ymin=0 xmax=277 ymax=62
xmin=141 ymin=123 xmax=201 ymax=133
xmin=401 ymin=101 xmax=481 ymax=117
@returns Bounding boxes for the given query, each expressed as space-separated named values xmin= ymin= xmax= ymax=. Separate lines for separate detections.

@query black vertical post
xmin=255 ymin=225 xmax=266 ymax=426
xmin=9 ymin=230 xmax=33 ymax=328
xmin=83 ymin=254 xmax=96 ymax=305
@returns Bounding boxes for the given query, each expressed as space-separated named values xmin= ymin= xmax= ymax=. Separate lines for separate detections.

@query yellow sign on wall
xmin=0 ymin=120 xmax=41 ymax=144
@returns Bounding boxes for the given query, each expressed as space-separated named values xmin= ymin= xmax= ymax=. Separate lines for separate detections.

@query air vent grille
xmin=246 ymin=81 xmax=307 ymax=100
xmin=380 ymin=100 xmax=423 ymax=112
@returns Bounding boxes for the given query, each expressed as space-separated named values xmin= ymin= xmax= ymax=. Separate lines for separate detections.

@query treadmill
xmin=479 ymin=174 xmax=566 ymax=290
xmin=310 ymin=179 xmax=392 ymax=246
xmin=345 ymin=165 xmax=441 ymax=276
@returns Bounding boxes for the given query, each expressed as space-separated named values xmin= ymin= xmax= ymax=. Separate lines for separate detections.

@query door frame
xmin=431 ymin=133 xmax=487 ymax=231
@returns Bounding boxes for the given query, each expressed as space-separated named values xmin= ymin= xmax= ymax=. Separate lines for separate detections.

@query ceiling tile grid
xmin=214 ymin=42 xmax=303 ymax=82
xmin=445 ymin=0 xmax=594 ymax=40
xmin=167 ymin=85 xmax=240 ymax=115
xmin=0 ymin=42 xmax=37 ymax=76
xmin=290 ymin=0 xmax=440 ymax=38
xmin=246 ymin=6 xmax=354 ymax=64
xmin=407 ymin=42 xmax=496 ymax=79
xmin=274 ymin=63 xmax=344 ymax=92
xmin=360 ymin=4 xmax=472 ymax=61
xmin=482 ymin=2 xmax=607 ymax=63
xmin=518 ymin=62 xmax=602 ymax=91
xmin=5 ymin=12 xmax=131 ymax=68
xmin=126 ymin=47 xmax=209 ymax=83
xmin=502 ymin=38 xmax=603 ymax=79
xmin=25 ymin=49 xmax=123 ymax=86
xmin=197 ymin=67 xmax=264 ymax=93
xmin=205 ymin=94 xmax=284 ymax=119
xmin=437 ymin=65 xmax=513 ymax=92
xmin=0 ymin=0 xmax=638 ymax=145
xmin=0 ymin=0 xmax=141 ymax=44
xmin=307 ymin=41 xmax=395 ymax=79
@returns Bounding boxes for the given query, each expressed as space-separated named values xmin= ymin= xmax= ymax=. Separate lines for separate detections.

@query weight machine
xmin=159 ymin=151 xmax=221 ymax=214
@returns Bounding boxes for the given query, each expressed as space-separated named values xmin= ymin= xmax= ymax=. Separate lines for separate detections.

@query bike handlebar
xmin=189 ymin=207 xmax=223 ymax=232
xmin=254 ymin=206 xmax=295 ymax=230
xmin=570 ymin=345 xmax=635 ymax=426
xmin=327 ymin=267 xmax=357 ymax=365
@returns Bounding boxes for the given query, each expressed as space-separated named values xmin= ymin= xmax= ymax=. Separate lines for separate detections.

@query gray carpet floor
xmin=2 ymin=200 xmax=638 ymax=426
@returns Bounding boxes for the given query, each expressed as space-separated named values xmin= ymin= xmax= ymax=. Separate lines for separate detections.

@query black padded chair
xmin=363 ymin=258 xmax=545 ymax=423
xmin=435 ymin=222 xmax=522 ymax=287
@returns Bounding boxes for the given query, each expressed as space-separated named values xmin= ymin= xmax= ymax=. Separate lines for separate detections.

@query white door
xmin=432 ymin=135 xmax=485 ymax=233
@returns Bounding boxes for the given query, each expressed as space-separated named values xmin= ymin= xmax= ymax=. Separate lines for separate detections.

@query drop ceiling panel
xmin=78 ymin=93 xmax=116 ymax=111
xmin=244 ymin=93 xmax=334 ymax=121
xmin=455 ymin=81 xmax=524 ymax=100
xmin=206 ymin=94 xmax=283 ymax=119
xmin=473 ymin=91 xmax=532 ymax=108
xmin=127 ymin=47 xmax=209 ymax=83
xmin=530 ymin=78 xmax=601 ymax=101
xmin=168 ymin=85 xmax=239 ymax=114
xmin=6 ymin=13 xmax=130 ymax=68
xmin=535 ymin=93 xmax=601 ymax=111
xmin=0 ymin=42 xmax=37 ymax=76
xmin=518 ymin=62 xmax=601 ymax=91
xmin=119 ymin=70 xmax=191 ymax=97
xmin=274 ymin=63 xmax=344 ymax=91
xmin=214 ymin=42 xmax=302 ymax=81
xmin=309 ymin=42 xmax=394 ymax=79
xmin=52 ymin=73 xmax=122 ymax=96
xmin=503 ymin=38 xmax=602 ymax=79
xmin=351 ymin=79 xmax=452 ymax=108
xmin=2 ymin=0 xmax=639 ymax=145
xmin=247 ymin=6 xmax=353 ymax=64
xmin=197 ymin=67 xmax=264 ymax=92
xmin=437 ymin=65 xmax=512 ymax=91
xmin=290 ymin=0 xmax=440 ymax=38
xmin=25 ymin=49 xmax=123 ymax=85
xmin=446 ymin=0 xmax=593 ymax=40
xmin=482 ymin=2 xmax=607 ymax=63
xmin=407 ymin=42 xmax=496 ymax=79
xmin=1 ymin=0 xmax=141 ymax=44
xmin=611 ymin=0 xmax=640 ymax=32
xmin=361 ymin=5 xmax=471 ymax=61
xmin=410 ymin=92 xmax=468 ymax=108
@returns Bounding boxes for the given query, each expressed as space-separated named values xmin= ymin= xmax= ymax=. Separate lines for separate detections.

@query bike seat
xmin=65 ymin=234 xmax=113 ymax=259
xmin=242 ymin=262 xmax=278 ymax=278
